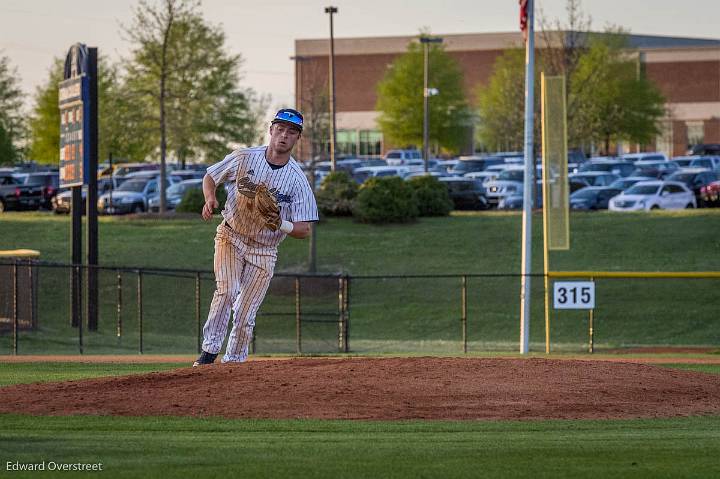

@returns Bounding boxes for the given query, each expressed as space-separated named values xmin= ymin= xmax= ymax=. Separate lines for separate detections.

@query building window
xmin=686 ymin=121 xmax=704 ymax=147
xmin=359 ymin=130 xmax=382 ymax=156
xmin=334 ymin=129 xmax=383 ymax=157
xmin=336 ymin=129 xmax=358 ymax=156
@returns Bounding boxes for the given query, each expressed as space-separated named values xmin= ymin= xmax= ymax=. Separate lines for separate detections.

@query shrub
xmin=353 ymin=176 xmax=418 ymax=224
xmin=407 ymin=175 xmax=453 ymax=216
xmin=176 ymin=185 xmax=227 ymax=213
xmin=316 ymin=171 xmax=358 ymax=216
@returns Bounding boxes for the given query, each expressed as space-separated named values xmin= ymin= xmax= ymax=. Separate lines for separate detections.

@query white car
xmin=621 ymin=152 xmax=668 ymax=163
xmin=483 ymin=166 xmax=525 ymax=208
xmin=352 ymin=166 xmax=411 ymax=183
xmin=608 ymin=180 xmax=696 ymax=211
xmin=463 ymin=171 xmax=498 ymax=184
xmin=383 ymin=149 xmax=422 ymax=166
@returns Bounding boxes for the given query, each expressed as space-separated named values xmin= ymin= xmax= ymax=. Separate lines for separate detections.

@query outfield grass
xmin=1 ymin=211 xmax=719 ymax=355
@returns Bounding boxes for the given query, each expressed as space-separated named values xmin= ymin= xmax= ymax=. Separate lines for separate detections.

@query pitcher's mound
xmin=1 ymin=358 xmax=719 ymax=420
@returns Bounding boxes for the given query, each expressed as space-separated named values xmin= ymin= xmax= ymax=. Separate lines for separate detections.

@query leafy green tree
xmin=124 ymin=0 xmax=260 ymax=211
xmin=27 ymin=57 xmax=147 ymax=165
xmin=474 ymin=49 xmax=541 ymax=152
xmin=570 ymin=38 xmax=664 ymax=152
xmin=475 ymin=1 xmax=664 ymax=154
xmin=376 ymin=36 xmax=471 ymax=155
xmin=0 ymin=54 xmax=26 ymax=164
xmin=27 ymin=59 xmax=63 ymax=164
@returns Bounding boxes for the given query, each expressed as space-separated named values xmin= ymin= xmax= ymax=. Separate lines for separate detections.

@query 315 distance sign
xmin=553 ymin=281 xmax=595 ymax=309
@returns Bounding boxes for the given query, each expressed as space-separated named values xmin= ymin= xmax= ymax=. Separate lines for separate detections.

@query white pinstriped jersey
xmin=206 ymin=146 xmax=318 ymax=248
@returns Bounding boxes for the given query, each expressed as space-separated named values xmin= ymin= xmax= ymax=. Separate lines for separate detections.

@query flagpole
xmin=519 ymin=0 xmax=535 ymax=354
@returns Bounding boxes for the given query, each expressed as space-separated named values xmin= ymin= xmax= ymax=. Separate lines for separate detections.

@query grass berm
xmin=0 ymin=210 xmax=719 ymax=354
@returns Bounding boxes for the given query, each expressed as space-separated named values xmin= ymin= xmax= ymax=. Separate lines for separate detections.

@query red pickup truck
xmin=0 ymin=173 xmax=44 ymax=213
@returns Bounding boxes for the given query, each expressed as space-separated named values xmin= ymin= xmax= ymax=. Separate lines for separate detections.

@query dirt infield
xmin=1 ymin=357 xmax=719 ymax=420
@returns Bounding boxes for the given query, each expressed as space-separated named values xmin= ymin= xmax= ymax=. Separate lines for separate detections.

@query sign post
xmin=59 ymin=43 xmax=99 ymax=332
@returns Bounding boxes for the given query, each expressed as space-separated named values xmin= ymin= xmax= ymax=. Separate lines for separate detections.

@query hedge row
xmin=317 ymin=172 xmax=452 ymax=224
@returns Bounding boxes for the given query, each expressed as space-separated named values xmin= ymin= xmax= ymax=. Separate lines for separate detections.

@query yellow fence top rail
xmin=548 ymin=271 xmax=720 ymax=279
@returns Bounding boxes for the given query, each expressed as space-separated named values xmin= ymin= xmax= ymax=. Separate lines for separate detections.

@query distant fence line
xmin=1 ymin=259 xmax=718 ymax=356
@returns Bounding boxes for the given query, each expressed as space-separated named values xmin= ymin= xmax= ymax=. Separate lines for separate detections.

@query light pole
xmin=420 ymin=36 xmax=442 ymax=173
xmin=325 ymin=6 xmax=338 ymax=172
xmin=291 ymin=54 xmax=317 ymax=273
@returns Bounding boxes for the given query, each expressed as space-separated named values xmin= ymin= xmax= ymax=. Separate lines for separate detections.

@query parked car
xmin=352 ymin=166 xmax=410 ymax=183
xmin=483 ymin=166 xmax=525 ymax=208
xmin=447 ymin=156 xmax=504 ymax=176
xmin=608 ymin=176 xmax=656 ymax=191
xmin=0 ymin=173 xmax=43 ymax=213
xmin=630 ymin=160 xmax=679 ymax=179
xmin=609 ymin=181 xmax=696 ymax=211
xmin=665 ymin=168 xmax=718 ymax=206
xmin=568 ymin=172 xmax=620 ymax=187
xmin=689 ymin=144 xmax=720 ymax=156
xmin=170 ymin=169 xmax=206 ymax=182
xmin=621 ymin=152 xmax=668 ymax=163
xmin=570 ymin=187 xmax=623 ymax=210
xmin=431 ymin=159 xmax=459 ymax=174
xmin=438 ymin=177 xmax=487 ymax=210
xmin=501 ymin=179 xmax=586 ymax=210
xmin=383 ymin=149 xmax=422 ymax=165
xmin=688 ymin=156 xmax=720 ymax=172
xmin=498 ymin=181 xmax=543 ymax=210
xmin=148 ymin=178 xmax=203 ymax=212
xmin=700 ymin=181 xmax=720 ymax=207
xmin=110 ymin=162 xmax=160 ymax=177
xmin=97 ymin=177 xmax=172 ymax=214
xmin=404 ymin=171 xmax=445 ymax=180
xmin=15 ymin=171 xmax=60 ymax=209
xmin=359 ymin=158 xmax=387 ymax=168
xmin=671 ymin=156 xmax=701 ymax=168
xmin=51 ymin=178 xmax=118 ymax=214
xmin=463 ymin=170 xmax=498 ymax=184
xmin=577 ymin=159 xmax=635 ymax=177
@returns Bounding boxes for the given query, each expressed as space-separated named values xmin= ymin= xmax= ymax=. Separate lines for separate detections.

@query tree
xmin=0 ymin=54 xmax=26 ymax=164
xmin=27 ymin=59 xmax=63 ymax=164
xmin=124 ymin=0 xmax=259 ymax=212
xmin=474 ymin=49 xmax=541 ymax=152
xmin=376 ymin=36 xmax=471 ymax=155
xmin=27 ymin=57 xmax=147 ymax=165
xmin=571 ymin=39 xmax=664 ymax=152
xmin=475 ymin=0 xmax=664 ymax=154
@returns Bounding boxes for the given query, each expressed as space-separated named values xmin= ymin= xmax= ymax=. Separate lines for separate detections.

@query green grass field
xmin=1 ymin=211 xmax=719 ymax=355
xmin=0 ymin=362 xmax=719 ymax=479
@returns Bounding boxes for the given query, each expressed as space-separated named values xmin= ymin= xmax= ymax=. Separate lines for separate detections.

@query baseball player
xmin=193 ymin=108 xmax=318 ymax=366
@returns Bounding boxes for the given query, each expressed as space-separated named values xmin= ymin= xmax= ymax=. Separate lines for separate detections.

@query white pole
xmin=520 ymin=0 xmax=535 ymax=354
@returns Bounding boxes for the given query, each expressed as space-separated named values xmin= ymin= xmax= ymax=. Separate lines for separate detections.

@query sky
xmin=1 ymin=0 xmax=718 ymax=113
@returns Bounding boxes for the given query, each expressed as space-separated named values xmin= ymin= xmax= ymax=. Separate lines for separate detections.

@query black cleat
xmin=192 ymin=351 xmax=218 ymax=367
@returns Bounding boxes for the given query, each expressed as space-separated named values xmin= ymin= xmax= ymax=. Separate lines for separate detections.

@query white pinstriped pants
xmin=201 ymin=222 xmax=276 ymax=362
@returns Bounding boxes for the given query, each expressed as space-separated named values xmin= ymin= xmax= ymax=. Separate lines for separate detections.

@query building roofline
xmin=295 ymin=31 xmax=720 ymax=57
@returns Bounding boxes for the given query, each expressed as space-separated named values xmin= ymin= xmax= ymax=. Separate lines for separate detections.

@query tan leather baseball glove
xmin=254 ymin=184 xmax=281 ymax=231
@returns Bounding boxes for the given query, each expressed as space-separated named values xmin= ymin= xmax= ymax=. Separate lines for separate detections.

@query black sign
xmin=58 ymin=76 xmax=90 ymax=187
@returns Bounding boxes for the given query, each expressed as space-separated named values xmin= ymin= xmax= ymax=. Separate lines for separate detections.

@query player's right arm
xmin=202 ymin=151 xmax=240 ymax=220
xmin=201 ymin=174 xmax=219 ymax=221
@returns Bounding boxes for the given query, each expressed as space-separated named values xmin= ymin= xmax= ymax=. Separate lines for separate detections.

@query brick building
xmin=293 ymin=32 xmax=720 ymax=160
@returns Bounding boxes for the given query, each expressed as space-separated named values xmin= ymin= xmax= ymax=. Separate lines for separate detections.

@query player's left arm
xmin=286 ymin=221 xmax=312 ymax=239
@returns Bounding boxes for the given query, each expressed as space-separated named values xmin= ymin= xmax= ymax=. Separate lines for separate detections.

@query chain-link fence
xmin=1 ymin=260 xmax=718 ymax=356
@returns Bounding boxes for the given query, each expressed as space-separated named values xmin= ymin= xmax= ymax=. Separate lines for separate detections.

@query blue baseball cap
xmin=271 ymin=108 xmax=303 ymax=132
